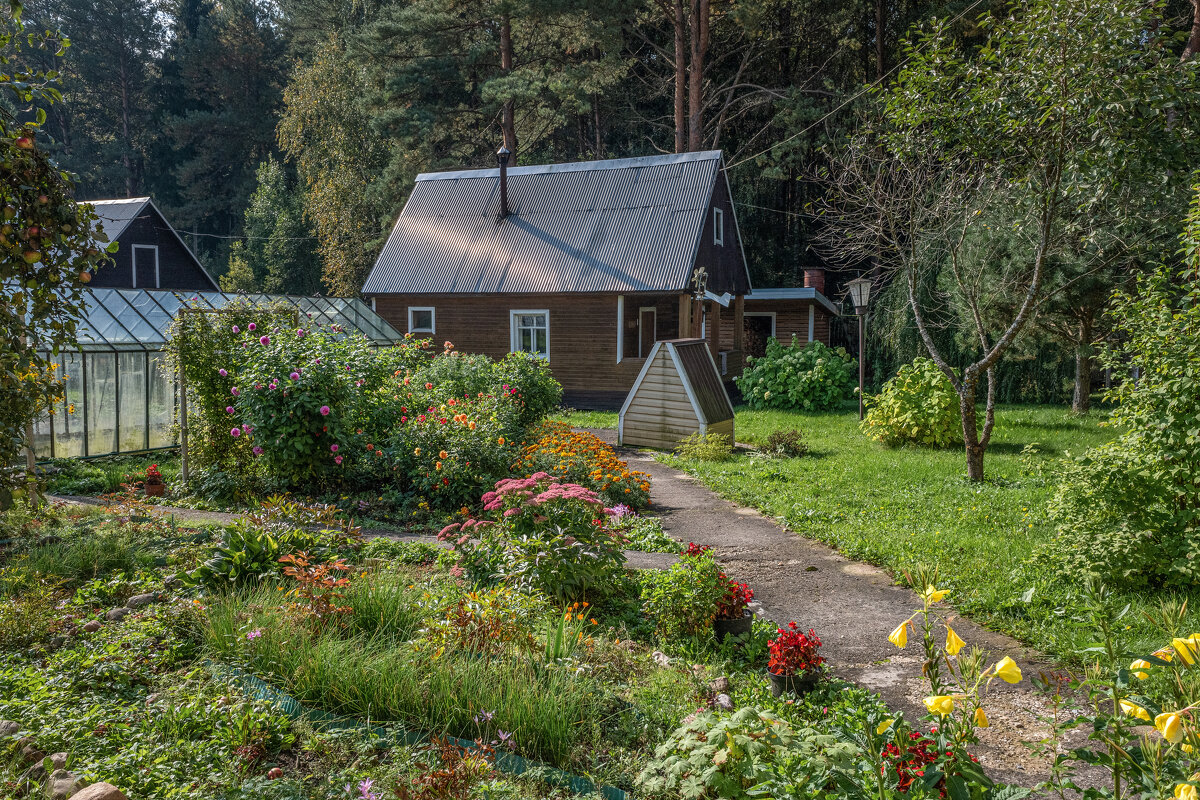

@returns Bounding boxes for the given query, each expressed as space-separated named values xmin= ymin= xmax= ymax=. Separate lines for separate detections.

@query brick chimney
xmin=803 ymin=268 xmax=826 ymax=295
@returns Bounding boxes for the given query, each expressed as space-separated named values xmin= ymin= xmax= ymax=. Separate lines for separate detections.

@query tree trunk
xmin=1184 ymin=0 xmax=1200 ymax=62
xmin=673 ymin=0 xmax=686 ymax=153
xmin=499 ymin=14 xmax=517 ymax=161
xmin=1072 ymin=316 xmax=1094 ymax=414
xmin=959 ymin=378 xmax=985 ymax=482
xmin=687 ymin=0 xmax=709 ymax=151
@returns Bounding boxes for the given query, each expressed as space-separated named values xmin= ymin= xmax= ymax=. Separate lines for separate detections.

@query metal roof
xmin=363 ymin=151 xmax=728 ymax=295
xmin=747 ymin=287 xmax=841 ymax=316
xmin=57 ymin=288 xmax=404 ymax=352
xmin=84 ymin=197 xmax=151 ymax=241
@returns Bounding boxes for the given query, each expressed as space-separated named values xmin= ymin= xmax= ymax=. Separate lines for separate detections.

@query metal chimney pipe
xmin=497 ymin=145 xmax=511 ymax=219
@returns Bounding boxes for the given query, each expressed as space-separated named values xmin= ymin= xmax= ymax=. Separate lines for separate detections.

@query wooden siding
xmin=91 ymin=207 xmax=215 ymax=291
xmin=720 ymin=298 xmax=832 ymax=349
xmin=371 ymin=292 xmax=686 ymax=403
xmin=696 ymin=173 xmax=751 ymax=296
xmin=620 ymin=347 xmax=703 ymax=450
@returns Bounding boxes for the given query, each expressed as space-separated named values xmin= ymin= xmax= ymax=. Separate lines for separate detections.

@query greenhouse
xmin=31 ymin=289 xmax=404 ymax=460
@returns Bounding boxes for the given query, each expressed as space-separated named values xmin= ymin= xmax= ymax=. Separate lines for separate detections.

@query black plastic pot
xmin=768 ymin=670 xmax=817 ymax=698
xmin=714 ymin=611 xmax=754 ymax=641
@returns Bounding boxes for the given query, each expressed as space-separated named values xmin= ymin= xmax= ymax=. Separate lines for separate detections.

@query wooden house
xmin=361 ymin=150 xmax=837 ymax=408
xmin=619 ymin=338 xmax=735 ymax=450
xmin=82 ymin=197 xmax=219 ymax=291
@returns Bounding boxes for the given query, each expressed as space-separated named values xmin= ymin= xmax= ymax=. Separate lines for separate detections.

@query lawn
xmin=561 ymin=404 xmax=1193 ymax=663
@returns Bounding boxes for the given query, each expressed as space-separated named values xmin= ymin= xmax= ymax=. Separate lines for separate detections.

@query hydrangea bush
xmin=736 ymin=338 xmax=856 ymax=412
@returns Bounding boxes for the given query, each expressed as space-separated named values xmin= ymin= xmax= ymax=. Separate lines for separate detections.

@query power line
xmin=175 ymin=229 xmax=320 ymax=242
xmin=726 ymin=0 xmax=987 ymax=171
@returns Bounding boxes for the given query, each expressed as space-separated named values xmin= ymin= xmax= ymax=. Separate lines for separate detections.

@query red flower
xmin=768 ymin=623 xmax=824 ymax=677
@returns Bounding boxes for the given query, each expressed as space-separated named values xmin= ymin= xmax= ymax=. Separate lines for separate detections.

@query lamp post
xmin=846 ymin=276 xmax=873 ymax=420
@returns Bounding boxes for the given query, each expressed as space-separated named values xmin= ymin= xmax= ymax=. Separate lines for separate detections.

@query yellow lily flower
xmin=1173 ymin=637 xmax=1200 ymax=665
xmin=1154 ymin=646 xmax=1176 ymax=663
xmin=1185 ymin=744 xmax=1195 ymax=754
xmin=876 ymin=719 xmax=895 ymax=735
xmin=945 ymin=625 xmax=966 ymax=657
xmin=974 ymin=707 xmax=990 ymax=728
xmin=1157 ymin=712 xmax=1185 ymax=744
xmin=1120 ymin=700 xmax=1152 ymax=722
xmin=1131 ymin=659 xmax=1153 ymax=680
xmin=888 ymin=621 xmax=909 ymax=649
xmin=1176 ymin=784 xmax=1198 ymax=800
xmin=992 ymin=656 xmax=1022 ymax=684
xmin=924 ymin=695 xmax=955 ymax=716
xmin=923 ymin=585 xmax=949 ymax=604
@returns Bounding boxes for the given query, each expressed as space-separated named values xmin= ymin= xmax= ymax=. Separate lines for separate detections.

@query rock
xmin=68 ymin=782 xmax=128 ymax=800
xmin=0 ymin=720 xmax=20 ymax=737
xmin=43 ymin=769 xmax=83 ymax=800
xmin=714 ymin=693 xmax=734 ymax=711
xmin=124 ymin=594 xmax=157 ymax=609
xmin=104 ymin=608 xmax=128 ymax=622
xmin=162 ymin=577 xmax=181 ymax=590
xmin=20 ymin=743 xmax=46 ymax=765
xmin=651 ymin=650 xmax=671 ymax=668
xmin=82 ymin=621 xmax=102 ymax=633
xmin=710 ymin=676 xmax=731 ymax=693
xmin=22 ymin=752 xmax=67 ymax=783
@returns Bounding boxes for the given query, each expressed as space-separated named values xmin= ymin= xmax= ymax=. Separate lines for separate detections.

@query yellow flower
xmin=1131 ymin=658 xmax=1153 ymax=680
xmin=414 ymin=447 xmax=421 ymax=456
xmin=945 ymin=624 xmax=966 ymax=657
xmin=439 ymin=450 xmax=448 ymax=459
xmin=1155 ymin=646 xmax=1176 ymax=663
xmin=435 ymin=462 xmax=442 ymax=471
xmin=923 ymin=585 xmax=949 ymax=604
xmin=888 ymin=621 xmax=909 ymax=649
xmin=1157 ymin=712 xmax=1185 ymax=744
xmin=924 ymin=695 xmax=955 ymax=716
xmin=876 ymin=719 xmax=895 ymax=735
xmin=1173 ymin=636 xmax=1200 ymax=665
xmin=1120 ymin=700 xmax=1152 ymax=722
xmin=974 ymin=707 xmax=989 ymax=728
xmin=1176 ymin=783 xmax=1198 ymax=800
xmin=992 ymin=656 xmax=1022 ymax=684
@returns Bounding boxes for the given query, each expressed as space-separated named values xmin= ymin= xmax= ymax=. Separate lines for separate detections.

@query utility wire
xmin=175 ymin=229 xmax=320 ymax=242
xmin=726 ymin=0 xmax=987 ymax=171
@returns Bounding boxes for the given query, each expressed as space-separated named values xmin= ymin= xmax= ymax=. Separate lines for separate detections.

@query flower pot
xmin=768 ymin=670 xmax=817 ymax=698
xmin=714 ymin=611 xmax=753 ymax=641
xmin=144 ymin=482 xmax=165 ymax=497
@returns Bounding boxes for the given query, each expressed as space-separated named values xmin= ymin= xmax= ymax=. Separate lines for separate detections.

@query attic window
xmin=408 ymin=307 xmax=435 ymax=334
xmin=713 ymin=208 xmax=724 ymax=246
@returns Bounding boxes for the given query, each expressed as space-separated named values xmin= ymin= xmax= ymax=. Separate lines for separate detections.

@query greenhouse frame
xmin=31 ymin=289 xmax=404 ymax=460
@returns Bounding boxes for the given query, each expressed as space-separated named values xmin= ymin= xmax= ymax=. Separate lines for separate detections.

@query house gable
xmin=86 ymin=198 xmax=218 ymax=291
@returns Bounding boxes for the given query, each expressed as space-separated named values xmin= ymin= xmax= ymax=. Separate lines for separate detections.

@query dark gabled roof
xmin=79 ymin=196 xmax=220 ymax=290
xmin=363 ymin=150 xmax=741 ymax=295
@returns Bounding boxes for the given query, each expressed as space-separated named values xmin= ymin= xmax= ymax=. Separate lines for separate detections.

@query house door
xmin=639 ymin=308 xmax=657 ymax=358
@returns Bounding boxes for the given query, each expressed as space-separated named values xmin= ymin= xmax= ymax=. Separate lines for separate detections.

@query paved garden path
xmin=591 ymin=429 xmax=1097 ymax=789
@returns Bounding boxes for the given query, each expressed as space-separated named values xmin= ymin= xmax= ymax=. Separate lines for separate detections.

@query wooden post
xmin=179 ymin=364 xmax=189 ymax=483
xmin=708 ymin=300 xmax=721 ymax=360
xmin=733 ymin=294 xmax=744 ymax=352
xmin=678 ymin=294 xmax=691 ymax=338
xmin=691 ymin=298 xmax=704 ymax=340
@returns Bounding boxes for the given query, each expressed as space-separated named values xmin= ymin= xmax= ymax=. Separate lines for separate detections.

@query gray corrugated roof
xmin=363 ymin=151 xmax=725 ymax=295
xmin=82 ymin=197 xmax=151 ymax=242
xmin=748 ymin=287 xmax=841 ymax=316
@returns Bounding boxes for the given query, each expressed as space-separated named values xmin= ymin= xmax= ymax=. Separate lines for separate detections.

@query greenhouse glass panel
xmin=119 ymin=352 xmax=147 ymax=452
xmin=54 ymin=351 xmax=86 ymax=458
xmin=87 ymin=353 xmax=118 ymax=456
xmin=147 ymin=352 xmax=175 ymax=448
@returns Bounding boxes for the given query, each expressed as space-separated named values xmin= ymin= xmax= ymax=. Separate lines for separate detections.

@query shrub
xmin=609 ymin=510 xmax=678 ymax=553
xmin=493 ymin=351 xmax=563 ymax=430
xmin=736 ymin=338 xmax=856 ymax=411
xmin=675 ymin=432 xmax=733 ymax=461
xmin=514 ymin=422 xmax=651 ymax=508
xmin=186 ymin=520 xmax=330 ymax=590
xmin=636 ymin=707 xmax=797 ymax=800
xmin=762 ymin=428 xmax=808 ymax=458
xmin=1039 ymin=210 xmax=1200 ymax=590
xmin=440 ymin=474 xmax=627 ymax=603
xmin=639 ymin=552 xmax=726 ymax=637
xmin=861 ymin=357 xmax=962 ymax=448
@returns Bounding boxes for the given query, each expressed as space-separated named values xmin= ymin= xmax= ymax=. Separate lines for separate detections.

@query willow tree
xmin=819 ymin=0 xmax=1200 ymax=481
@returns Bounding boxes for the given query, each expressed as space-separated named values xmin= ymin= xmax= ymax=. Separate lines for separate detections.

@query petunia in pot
xmin=767 ymin=622 xmax=824 ymax=697
xmin=713 ymin=574 xmax=754 ymax=642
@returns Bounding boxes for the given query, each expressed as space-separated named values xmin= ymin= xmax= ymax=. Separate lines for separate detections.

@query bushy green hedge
xmin=736 ymin=339 xmax=856 ymax=411
xmin=860 ymin=358 xmax=962 ymax=448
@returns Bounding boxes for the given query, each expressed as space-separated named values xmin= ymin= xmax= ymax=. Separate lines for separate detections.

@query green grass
xmin=550 ymin=408 xmax=619 ymax=429
xmin=661 ymin=404 xmax=1196 ymax=662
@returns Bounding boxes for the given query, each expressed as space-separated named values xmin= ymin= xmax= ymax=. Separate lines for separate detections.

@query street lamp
xmin=846 ymin=276 xmax=873 ymax=420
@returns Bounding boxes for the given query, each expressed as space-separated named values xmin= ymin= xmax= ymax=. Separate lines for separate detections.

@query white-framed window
xmin=510 ymin=309 xmax=549 ymax=360
xmin=408 ymin=306 xmax=435 ymax=334
xmin=713 ymin=207 xmax=724 ymax=246
xmin=744 ymin=311 xmax=777 ymax=338
xmin=132 ymin=245 xmax=159 ymax=288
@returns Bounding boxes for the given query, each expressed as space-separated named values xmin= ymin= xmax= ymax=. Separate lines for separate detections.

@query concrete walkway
xmin=589 ymin=429 xmax=1093 ymax=789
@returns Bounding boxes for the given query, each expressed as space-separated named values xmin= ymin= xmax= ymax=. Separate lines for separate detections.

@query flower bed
xmin=513 ymin=422 xmax=651 ymax=508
